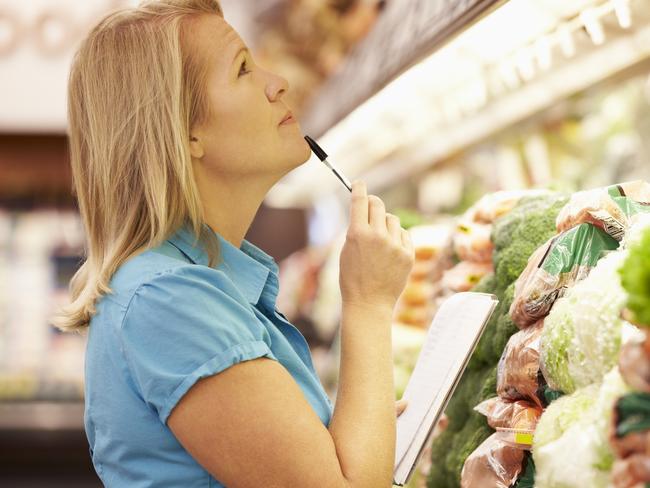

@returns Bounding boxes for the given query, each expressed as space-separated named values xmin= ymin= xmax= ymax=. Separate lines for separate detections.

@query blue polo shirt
xmin=84 ymin=223 xmax=334 ymax=487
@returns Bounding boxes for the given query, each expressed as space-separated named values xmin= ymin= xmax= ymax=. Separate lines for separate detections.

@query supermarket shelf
xmin=301 ymin=0 xmax=502 ymax=138
xmin=0 ymin=402 xmax=84 ymax=431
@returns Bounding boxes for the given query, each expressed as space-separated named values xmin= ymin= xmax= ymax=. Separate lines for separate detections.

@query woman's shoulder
xmin=104 ymin=242 xmax=234 ymax=310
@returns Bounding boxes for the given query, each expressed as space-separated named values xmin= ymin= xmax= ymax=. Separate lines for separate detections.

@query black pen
xmin=304 ymin=135 xmax=353 ymax=192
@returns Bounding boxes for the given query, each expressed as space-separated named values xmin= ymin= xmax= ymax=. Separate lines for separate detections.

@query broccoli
xmin=427 ymin=193 xmax=568 ymax=488
xmin=620 ymin=227 xmax=650 ymax=326
xmin=492 ymin=195 xmax=568 ymax=293
xmin=478 ymin=365 xmax=498 ymax=403
xmin=491 ymin=284 xmax=518 ymax=356
xmin=427 ymin=428 xmax=456 ymax=488
xmin=445 ymin=368 xmax=487 ymax=431
xmin=445 ymin=411 xmax=494 ymax=485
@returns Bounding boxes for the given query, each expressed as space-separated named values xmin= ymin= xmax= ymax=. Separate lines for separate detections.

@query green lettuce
xmin=533 ymin=368 xmax=629 ymax=488
xmin=620 ymin=226 xmax=650 ymax=326
xmin=541 ymin=251 xmax=628 ymax=394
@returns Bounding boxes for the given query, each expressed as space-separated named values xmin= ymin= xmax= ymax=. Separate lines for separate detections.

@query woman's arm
xmin=169 ymin=182 xmax=413 ymax=487
xmin=328 ymin=181 xmax=414 ymax=487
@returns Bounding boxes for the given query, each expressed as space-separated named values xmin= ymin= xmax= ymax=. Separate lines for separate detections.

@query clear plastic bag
xmin=510 ymin=223 xmax=619 ymax=328
xmin=453 ymin=220 xmax=494 ymax=263
xmin=460 ymin=433 xmax=525 ymax=488
xmin=612 ymin=454 xmax=650 ymax=488
xmin=472 ymin=190 xmax=546 ymax=224
xmin=475 ymin=397 xmax=542 ymax=431
xmin=556 ymin=181 xmax=650 ymax=241
xmin=441 ymin=260 xmax=493 ymax=292
xmin=497 ymin=321 xmax=545 ymax=407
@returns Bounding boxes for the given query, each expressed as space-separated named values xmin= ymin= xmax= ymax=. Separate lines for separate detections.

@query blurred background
xmin=1 ymin=0 xmax=650 ymax=486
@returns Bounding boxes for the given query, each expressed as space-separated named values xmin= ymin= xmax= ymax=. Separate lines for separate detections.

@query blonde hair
xmin=53 ymin=0 xmax=224 ymax=332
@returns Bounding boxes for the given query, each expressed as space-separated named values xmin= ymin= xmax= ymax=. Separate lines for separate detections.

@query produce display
xmin=539 ymin=251 xmax=629 ymax=394
xmin=427 ymin=191 xmax=568 ymax=488
xmin=510 ymin=224 xmax=619 ymax=328
xmin=426 ymin=181 xmax=650 ymax=488
xmin=609 ymin=224 xmax=650 ymax=488
xmin=393 ymin=224 xmax=454 ymax=329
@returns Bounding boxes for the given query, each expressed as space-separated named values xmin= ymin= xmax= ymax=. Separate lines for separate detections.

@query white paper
xmin=393 ymin=292 xmax=498 ymax=486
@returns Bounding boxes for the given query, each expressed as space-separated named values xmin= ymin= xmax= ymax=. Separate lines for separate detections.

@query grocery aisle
xmin=2 ymin=0 xmax=650 ymax=487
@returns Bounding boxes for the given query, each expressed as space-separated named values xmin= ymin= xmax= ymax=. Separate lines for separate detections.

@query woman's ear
xmin=189 ymin=135 xmax=204 ymax=159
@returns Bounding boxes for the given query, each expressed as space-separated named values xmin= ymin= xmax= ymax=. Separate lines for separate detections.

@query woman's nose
xmin=266 ymin=71 xmax=289 ymax=102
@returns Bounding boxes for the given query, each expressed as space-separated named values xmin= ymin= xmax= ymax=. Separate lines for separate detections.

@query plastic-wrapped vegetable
xmin=540 ymin=251 xmax=628 ymax=394
xmin=497 ymin=321 xmax=545 ymax=407
xmin=610 ymin=391 xmax=650 ymax=488
xmin=510 ymin=223 xmax=619 ymax=328
xmin=556 ymin=181 xmax=650 ymax=240
xmin=460 ymin=434 xmax=525 ymax=488
xmin=534 ymin=368 xmax=629 ymax=488
xmin=441 ymin=261 xmax=493 ymax=292
xmin=475 ymin=397 xmax=542 ymax=430
xmin=429 ymin=193 xmax=568 ymax=487
xmin=472 ymin=190 xmax=548 ymax=224
xmin=492 ymin=194 xmax=569 ymax=293
xmin=611 ymin=454 xmax=650 ymax=488
xmin=611 ymin=393 xmax=650 ymax=459
xmin=454 ymin=220 xmax=494 ymax=263
xmin=619 ymin=336 xmax=650 ymax=394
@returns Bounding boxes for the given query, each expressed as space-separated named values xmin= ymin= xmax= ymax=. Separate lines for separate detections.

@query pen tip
xmin=304 ymin=135 xmax=328 ymax=161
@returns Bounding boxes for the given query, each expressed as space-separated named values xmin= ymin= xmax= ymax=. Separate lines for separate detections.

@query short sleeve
xmin=119 ymin=265 xmax=278 ymax=424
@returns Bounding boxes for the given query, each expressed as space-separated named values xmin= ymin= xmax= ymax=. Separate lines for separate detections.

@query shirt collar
xmin=166 ymin=223 xmax=278 ymax=306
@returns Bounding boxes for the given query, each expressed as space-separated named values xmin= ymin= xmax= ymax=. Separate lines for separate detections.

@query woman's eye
xmin=238 ymin=60 xmax=250 ymax=77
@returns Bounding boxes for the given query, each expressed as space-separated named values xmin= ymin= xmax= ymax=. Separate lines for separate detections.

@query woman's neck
xmin=197 ymin=173 xmax=274 ymax=249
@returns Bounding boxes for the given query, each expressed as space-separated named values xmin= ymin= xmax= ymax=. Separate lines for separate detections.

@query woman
xmin=55 ymin=1 xmax=414 ymax=486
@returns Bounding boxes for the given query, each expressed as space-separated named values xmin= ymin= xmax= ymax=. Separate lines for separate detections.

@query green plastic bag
xmin=510 ymin=223 xmax=619 ymax=328
xmin=615 ymin=392 xmax=650 ymax=438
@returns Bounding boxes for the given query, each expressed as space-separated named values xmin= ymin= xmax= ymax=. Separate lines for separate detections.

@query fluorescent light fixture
xmin=612 ymin=0 xmax=632 ymax=28
xmin=534 ymin=36 xmax=553 ymax=71
xmin=558 ymin=24 xmax=577 ymax=58
xmin=581 ymin=9 xmax=606 ymax=45
xmin=267 ymin=0 xmax=646 ymax=208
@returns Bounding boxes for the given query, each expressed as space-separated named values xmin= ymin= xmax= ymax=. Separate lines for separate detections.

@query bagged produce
xmin=441 ymin=261 xmax=493 ymax=292
xmin=460 ymin=434 xmax=525 ymax=488
xmin=610 ymin=393 xmax=650 ymax=487
xmin=454 ymin=220 xmax=493 ymax=263
xmin=611 ymin=392 xmax=650 ymax=459
xmin=475 ymin=397 xmax=542 ymax=430
xmin=556 ymin=181 xmax=650 ymax=240
xmin=614 ymin=393 xmax=650 ymax=440
xmin=514 ymin=455 xmax=536 ymax=488
xmin=510 ymin=223 xmax=619 ymax=328
xmin=611 ymin=454 xmax=650 ymax=488
xmin=533 ymin=368 xmax=629 ymax=488
xmin=491 ymin=194 xmax=569 ymax=292
xmin=472 ymin=190 xmax=548 ymax=224
xmin=497 ymin=321 xmax=545 ymax=406
xmin=540 ymin=251 xmax=629 ymax=393
xmin=619 ymin=337 xmax=650 ymax=394
xmin=428 ymin=193 xmax=568 ymax=488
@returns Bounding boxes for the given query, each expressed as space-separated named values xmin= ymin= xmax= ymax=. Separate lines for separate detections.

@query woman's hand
xmin=339 ymin=181 xmax=415 ymax=312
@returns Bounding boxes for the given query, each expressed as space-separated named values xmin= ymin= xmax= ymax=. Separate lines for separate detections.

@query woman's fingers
xmin=349 ymin=181 xmax=368 ymax=231
xmin=368 ymin=195 xmax=387 ymax=233
xmin=401 ymin=228 xmax=413 ymax=251
xmin=386 ymin=214 xmax=401 ymax=243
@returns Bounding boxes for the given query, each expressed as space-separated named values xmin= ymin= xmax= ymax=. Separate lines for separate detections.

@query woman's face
xmin=188 ymin=14 xmax=311 ymax=181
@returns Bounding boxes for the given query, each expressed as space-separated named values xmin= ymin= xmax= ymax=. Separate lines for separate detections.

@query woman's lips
xmin=279 ymin=115 xmax=296 ymax=125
